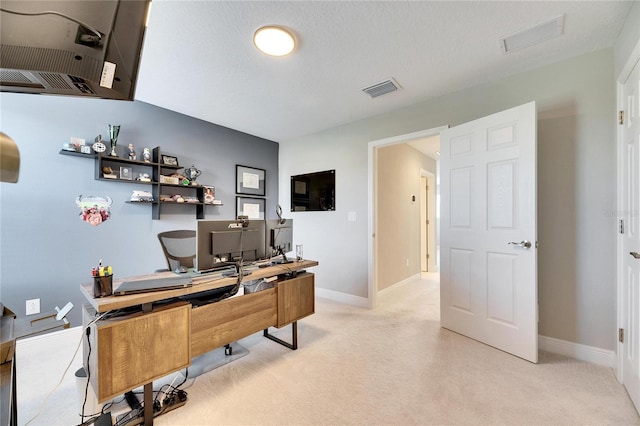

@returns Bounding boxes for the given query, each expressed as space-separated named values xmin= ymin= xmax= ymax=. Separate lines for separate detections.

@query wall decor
xmin=76 ymin=195 xmax=112 ymax=226
xmin=236 ymin=196 xmax=265 ymax=220
xmin=236 ymin=165 xmax=265 ymax=196
xmin=161 ymin=155 xmax=179 ymax=166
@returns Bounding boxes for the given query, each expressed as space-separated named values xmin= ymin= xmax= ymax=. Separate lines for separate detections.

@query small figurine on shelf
xmin=128 ymin=144 xmax=136 ymax=160
xmin=142 ymin=147 xmax=151 ymax=163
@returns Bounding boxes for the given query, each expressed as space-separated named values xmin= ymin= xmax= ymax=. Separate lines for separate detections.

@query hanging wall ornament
xmin=76 ymin=195 xmax=112 ymax=226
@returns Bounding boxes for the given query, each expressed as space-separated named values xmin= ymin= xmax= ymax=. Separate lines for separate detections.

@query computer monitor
xmin=265 ymin=219 xmax=293 ymax=264
xmin=195 ymin=219 xmax=265 ymax=272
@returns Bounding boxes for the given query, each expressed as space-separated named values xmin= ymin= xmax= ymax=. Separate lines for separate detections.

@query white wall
xmin=614 ymin=1 xmax=640 ymax=78
xmin=280 ymin=48 xmax=617 ymax=350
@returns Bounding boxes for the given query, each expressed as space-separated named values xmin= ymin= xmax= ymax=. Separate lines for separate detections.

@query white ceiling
xmin=135 ymin=1 xmax=633 ymax=144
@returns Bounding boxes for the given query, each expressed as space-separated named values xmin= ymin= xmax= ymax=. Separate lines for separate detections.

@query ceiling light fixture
xmin=254 ymin=26 xmax=296 ymax=57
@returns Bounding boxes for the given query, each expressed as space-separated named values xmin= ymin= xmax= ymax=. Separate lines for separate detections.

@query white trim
xmin=367 ymin=126 xmax=448 ymax=310
xmin=538 ymin=335 xmax=615 ymax=368
xmin=315 ymin=287 xmax=369 ymax=308
xmin=377 ymin=273 xmax=421 ymax=297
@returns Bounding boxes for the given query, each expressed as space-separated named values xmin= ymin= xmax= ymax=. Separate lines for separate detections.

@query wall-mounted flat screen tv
xmin=291 ymin=170 xmax=335 ymax=212
xmin=0 ymin=0 xmax=150 ymax=100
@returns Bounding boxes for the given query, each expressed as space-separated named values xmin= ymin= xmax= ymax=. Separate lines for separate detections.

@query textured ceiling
xmin=135 ymin=1 xmax=633 ymax=143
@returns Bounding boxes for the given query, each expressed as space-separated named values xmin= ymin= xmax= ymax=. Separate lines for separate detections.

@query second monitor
xmin=265 ymin=219 xmax=293 ymax=264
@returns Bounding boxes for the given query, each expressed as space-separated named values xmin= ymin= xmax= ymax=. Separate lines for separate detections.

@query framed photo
xmin=119 ymin=166 xmax=133 ymax=180
xmin=236 ymin=196 xmax=265 ymax=220
xmin=161 ymin=155 xmax=179 ymax=166
xmin=236 ymin=165 xmax=265 ymax=196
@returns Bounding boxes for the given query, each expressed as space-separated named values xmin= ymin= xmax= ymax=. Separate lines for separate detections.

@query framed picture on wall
xmin=161 ymin=155 xmax=179 ymax=166
xmin=236 ymin=196 xmax=265 ymax=220
xmin=236 ymin=165 xmax=265 ymax=196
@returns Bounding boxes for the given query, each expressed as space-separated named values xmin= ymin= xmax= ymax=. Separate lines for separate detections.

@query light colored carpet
xmin=16 ymin=273 xmax=640 ymax=425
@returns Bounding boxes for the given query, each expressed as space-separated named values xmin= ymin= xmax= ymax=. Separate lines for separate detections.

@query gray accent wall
xmin=0 ymin=94 xmax=278 ymax=325
xmin=280 ymin=48 xmax=617 ymax=350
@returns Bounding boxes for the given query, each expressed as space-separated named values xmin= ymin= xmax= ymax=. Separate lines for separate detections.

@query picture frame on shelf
xmin=202 ymin=185 xmax=216 ymax=204
xmin=236 ymin=165 xmax=265 ymax=196
xmin=161 ymin=155 xmax=179 ymax=166
xmin=236 ymin=196 xmax=265 ymax=220
xmin=119 ymin=166 xmax=133 ymax=180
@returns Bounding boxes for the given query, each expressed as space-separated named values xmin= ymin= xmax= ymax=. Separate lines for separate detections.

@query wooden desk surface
xmin=80 ymin=259 xmax=318 ymax=313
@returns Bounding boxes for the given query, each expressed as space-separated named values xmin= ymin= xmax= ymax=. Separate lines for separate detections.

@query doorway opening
xmin=367 ymin=126 xmax=446 ymax=308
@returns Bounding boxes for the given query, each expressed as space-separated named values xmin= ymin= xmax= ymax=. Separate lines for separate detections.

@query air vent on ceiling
xmin=499 ymin=15 xmax=564 ymax=53
xmin=362 ymin=78 xmax=400 ymax=98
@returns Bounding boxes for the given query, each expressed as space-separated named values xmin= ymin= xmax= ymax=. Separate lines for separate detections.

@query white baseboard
xmin=315 ymin=287 xmax=369 ymax=308
xmin=538 ymin=335 xmax=615 ymax=368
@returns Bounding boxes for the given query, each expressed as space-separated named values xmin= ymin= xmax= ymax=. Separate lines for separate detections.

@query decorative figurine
xmin=108 ymin=124 xmax=120 ymax=157
xmin=142 ymin=147 xmax=151 ymax=163
xmin=128 ymin=144 xmax=136 ymax=160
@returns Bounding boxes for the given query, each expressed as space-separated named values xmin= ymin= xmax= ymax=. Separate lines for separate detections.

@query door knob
xmin=630 ymin=252 xmax=640 ymax=259
xmin=508 ymin=240 xmax=532 ymax=249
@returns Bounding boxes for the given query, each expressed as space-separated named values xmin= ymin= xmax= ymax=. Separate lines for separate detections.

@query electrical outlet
xmin=26 ymin=298 xmax=40 ymax=315
xmin=406 ymin=258 xmax=409 ymax=267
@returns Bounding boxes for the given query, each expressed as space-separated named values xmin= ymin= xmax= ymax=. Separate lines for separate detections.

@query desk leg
xmin=143 ymin=382 xmax=153 ymax=426
xmin=263 ymin=321 xmax=297 ymax=350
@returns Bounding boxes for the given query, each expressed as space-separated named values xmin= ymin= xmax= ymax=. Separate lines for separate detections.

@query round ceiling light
xmin=253 ymin=26 xmax=296 ymax=57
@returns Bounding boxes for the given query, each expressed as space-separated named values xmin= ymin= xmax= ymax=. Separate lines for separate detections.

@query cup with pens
xmin=92 ymin=260 xmax=113 ymax=298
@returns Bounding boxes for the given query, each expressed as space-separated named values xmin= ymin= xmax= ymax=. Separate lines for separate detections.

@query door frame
xmin=616 ymin=38 xmax=640 ymax=382
xmin=420 ymin=169 xmax=437 ymax=272
xmin=367 ymin=126 xmax=447 ymax=308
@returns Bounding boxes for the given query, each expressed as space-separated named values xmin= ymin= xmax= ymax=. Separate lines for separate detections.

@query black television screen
xmin=291 ymin=170 xmax=335 ymax=212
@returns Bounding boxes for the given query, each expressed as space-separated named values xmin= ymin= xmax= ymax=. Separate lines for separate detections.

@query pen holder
xmin=93 ymin=274 xmax=113 ymax=298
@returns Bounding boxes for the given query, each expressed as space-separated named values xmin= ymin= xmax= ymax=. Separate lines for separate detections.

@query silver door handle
xmin=508 ymin=240 xmax=532 ymax=249
xmin=630 ymin=252 xmax=640 ymax=259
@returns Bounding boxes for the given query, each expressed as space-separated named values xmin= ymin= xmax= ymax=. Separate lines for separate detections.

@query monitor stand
xmin=272 ymin=248 xmax=293 ymax=264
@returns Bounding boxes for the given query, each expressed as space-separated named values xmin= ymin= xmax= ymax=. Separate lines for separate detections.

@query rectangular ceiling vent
xmin=362 ymin=78 xmax=400 ymax=98
xmin=499 ymin=15 xmax=564 ymax=53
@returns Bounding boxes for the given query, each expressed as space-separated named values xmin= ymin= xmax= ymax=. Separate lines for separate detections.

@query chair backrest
xmin=157 ymin=230 xmax=196 ymax=271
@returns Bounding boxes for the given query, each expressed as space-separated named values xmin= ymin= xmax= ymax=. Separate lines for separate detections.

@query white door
xmin=620 ymin=58 xmax=640 ymax=412
xmin=440 ymin=102 xmax=538 ymax=363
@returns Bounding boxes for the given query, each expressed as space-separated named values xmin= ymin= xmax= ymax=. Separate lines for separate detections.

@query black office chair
xmin=157 ymin=230 xmax=196 ymax=272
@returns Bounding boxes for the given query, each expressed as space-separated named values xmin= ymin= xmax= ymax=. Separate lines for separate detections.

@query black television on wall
xmin=291 ymin=170 xmax=335 ymax=211
xmin=0 ymin=0 xmax=150 ymax=100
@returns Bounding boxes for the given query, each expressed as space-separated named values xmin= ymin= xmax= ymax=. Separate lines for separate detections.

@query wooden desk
xmin=80 ymin=260 xmax=317 ymax=425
